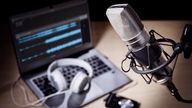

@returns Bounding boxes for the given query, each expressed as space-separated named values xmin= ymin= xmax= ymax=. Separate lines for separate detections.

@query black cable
xmin=166 ymin=81 xmax=192 ymax=103
xmin=121 ymin=56 xmax=131 ymax=72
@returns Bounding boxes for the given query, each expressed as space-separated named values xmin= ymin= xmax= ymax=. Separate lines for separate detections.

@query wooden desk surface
xmin=0 ymin=21 xmax=192 ymax=108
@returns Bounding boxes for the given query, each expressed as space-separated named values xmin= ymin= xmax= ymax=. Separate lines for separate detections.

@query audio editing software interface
xmin=11 ymin=13 xmax=91 ymax=73
xmin=18 ymin=21 xmax=82 ymax=62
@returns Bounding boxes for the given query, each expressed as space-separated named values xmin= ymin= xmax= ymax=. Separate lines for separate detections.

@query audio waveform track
xmin=46 ymin=38 xmax=82 ymax=54
xmin=45 ymin=29 xmax=81 ymax=44
xmin=18 ymin=22 xmax=77 ymax=44
xmin=22 ymin=52 xmax=46 ymax=62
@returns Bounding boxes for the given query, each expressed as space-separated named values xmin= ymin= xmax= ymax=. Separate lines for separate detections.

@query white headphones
xmin=47 ymin=58 xmax=93 ymax=93
xmin=11 ymin=58 xmax=93 ymax=107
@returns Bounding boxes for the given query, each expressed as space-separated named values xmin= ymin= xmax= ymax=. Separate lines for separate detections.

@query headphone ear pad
xmin=50 ymin=68 xmax=67 ymax=91
xmin=70 ymin=72 xmax=89 ymax=93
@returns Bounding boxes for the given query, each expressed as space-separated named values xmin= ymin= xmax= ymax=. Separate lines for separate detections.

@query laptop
xmin=9 ymin=0 xmax=131 ymax=108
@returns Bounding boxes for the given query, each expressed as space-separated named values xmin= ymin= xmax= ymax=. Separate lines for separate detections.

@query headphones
xmin=47 ymin=58 xmax=93 ymax=94
xmin=11 ymin=58 xmax=93 ymax=107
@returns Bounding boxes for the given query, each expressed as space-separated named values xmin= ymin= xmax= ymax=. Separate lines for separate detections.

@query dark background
xmin=88 ymin=0 xmax=192 ymax=20
xmin=0 ymin=0 xmax=191 ymax=22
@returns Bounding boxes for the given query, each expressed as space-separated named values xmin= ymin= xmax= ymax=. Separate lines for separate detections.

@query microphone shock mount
xmin=121 ymin=24 xmax=192 ymax=103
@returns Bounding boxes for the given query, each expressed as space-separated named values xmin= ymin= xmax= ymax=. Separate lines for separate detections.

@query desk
xmin=0 ymin=21 xmax=192 ymax=108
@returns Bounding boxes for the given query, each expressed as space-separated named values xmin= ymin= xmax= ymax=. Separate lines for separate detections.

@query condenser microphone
xmin=106 ymin=4 xmax=172 ymax=84
xmin=106 ymin=4 xmax=192 ymax=103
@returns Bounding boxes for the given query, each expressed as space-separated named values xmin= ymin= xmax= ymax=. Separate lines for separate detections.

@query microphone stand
xmin=166 ymin=24 xmax=192 ymax=103
xmin=148 ymin=30 xmax=192 ymax=103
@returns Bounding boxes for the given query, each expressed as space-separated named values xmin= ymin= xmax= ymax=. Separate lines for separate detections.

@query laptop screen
xmin=9 ymin=0 xmax=92 ymax=74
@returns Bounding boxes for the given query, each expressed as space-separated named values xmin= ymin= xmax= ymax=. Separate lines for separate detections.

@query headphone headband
xmin=47 ymin=58 xmax=93 ymax=80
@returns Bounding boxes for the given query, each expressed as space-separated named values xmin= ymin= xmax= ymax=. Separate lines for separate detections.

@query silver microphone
xmin=106 ymin=4 xmax=192 ymax=103
xmin=106 ymin=4 xmax=171 ymax=84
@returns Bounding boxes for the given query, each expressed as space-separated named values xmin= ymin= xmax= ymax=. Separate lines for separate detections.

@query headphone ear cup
xmin=50 ymin=68 xmax=67 ymax=91
xmin=70 ymin=72 xmax=89 ymax=93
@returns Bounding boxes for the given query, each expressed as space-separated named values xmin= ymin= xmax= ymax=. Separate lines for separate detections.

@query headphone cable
xmin=10 ymin=76 xmax=67 ymax=107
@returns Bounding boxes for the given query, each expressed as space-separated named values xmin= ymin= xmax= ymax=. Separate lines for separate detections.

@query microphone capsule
xmin=106 ymin=4 xmax=149 ymax=51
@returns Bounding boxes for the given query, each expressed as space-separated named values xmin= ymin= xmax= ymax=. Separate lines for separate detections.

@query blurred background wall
xmin=0 ymin=0 xmax=191 ymax=22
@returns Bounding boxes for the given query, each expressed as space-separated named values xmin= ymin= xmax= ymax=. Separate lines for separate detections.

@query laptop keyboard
xmin=33 ymin=55 xmax=112 ymax=96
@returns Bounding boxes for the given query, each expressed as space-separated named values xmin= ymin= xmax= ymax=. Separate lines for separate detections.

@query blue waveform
xmin=45 ymin=29 xmax=81 ymax=44
xmin=19 ymin=22 xmax=77 ymax=44
xmin=46 ymin=38 xmax=82 ymax=54
xmin=19 ymin=42 xmax=43 ymax=52
xmin=21 ymin=52 xmax=45 ymax=62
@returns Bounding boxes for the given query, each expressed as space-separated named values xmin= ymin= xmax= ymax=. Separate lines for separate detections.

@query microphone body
xmin=106 ymin=4 xmax=171 ymax=84
xmin=106 ymin=4 xmax=149 ymax=52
